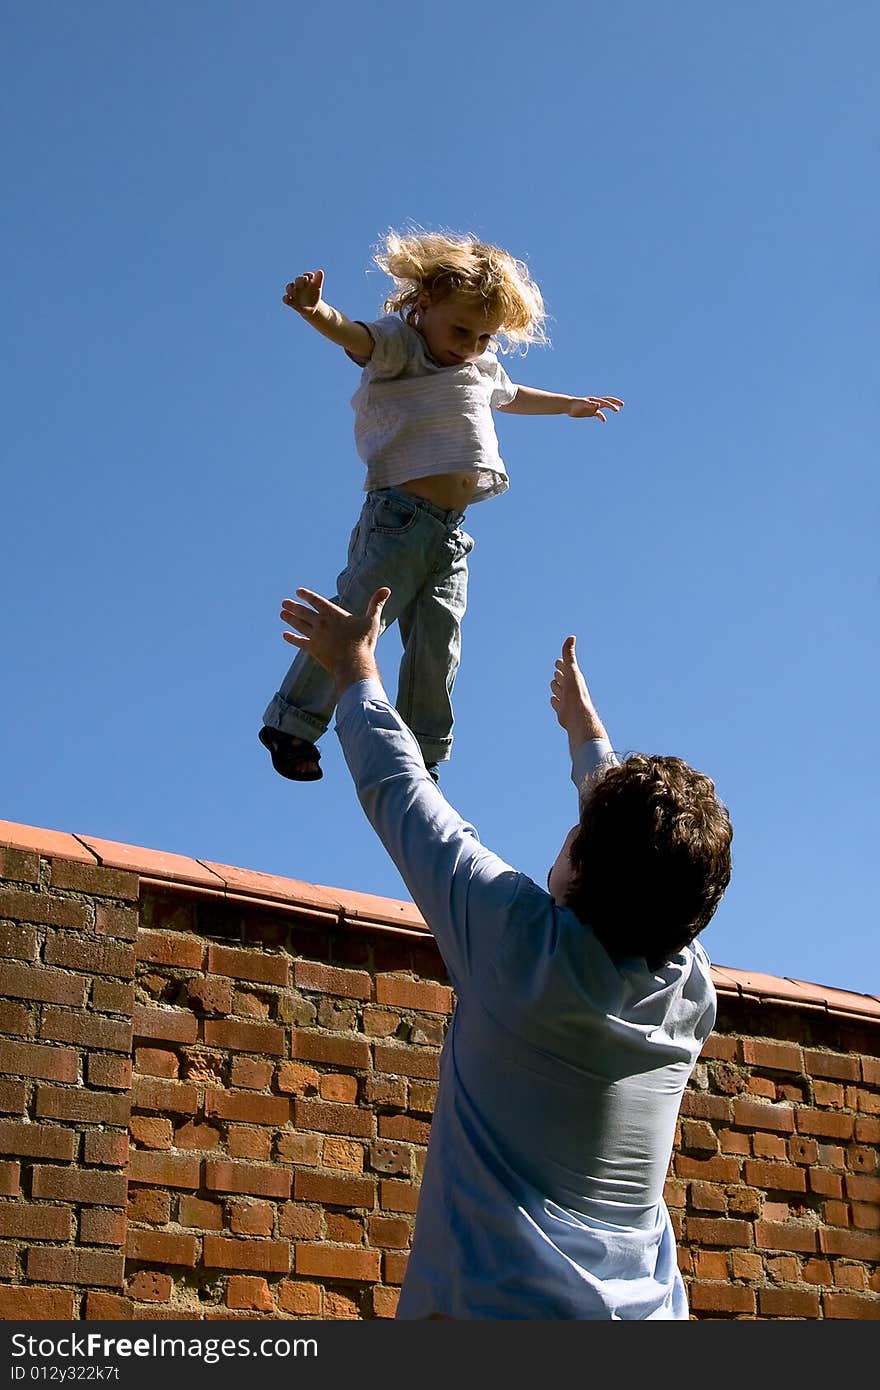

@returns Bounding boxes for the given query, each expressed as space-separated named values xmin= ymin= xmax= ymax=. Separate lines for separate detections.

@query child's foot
xmin=258 ymin=726 xmax=322 ymax=781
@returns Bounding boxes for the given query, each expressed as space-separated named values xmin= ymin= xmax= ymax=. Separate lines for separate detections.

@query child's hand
xmin=568 ymin=395 xmax=624 ymax=422
xmin=283 ymin=269 xmax=325 ymax=315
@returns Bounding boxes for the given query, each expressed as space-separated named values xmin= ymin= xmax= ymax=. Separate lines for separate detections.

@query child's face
xmin=416 ymin=292 xmax=503 ymax=367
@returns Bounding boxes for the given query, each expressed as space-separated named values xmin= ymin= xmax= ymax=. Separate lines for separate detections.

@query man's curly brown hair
xmin=566 ymin=754 xmax=732 ymax=970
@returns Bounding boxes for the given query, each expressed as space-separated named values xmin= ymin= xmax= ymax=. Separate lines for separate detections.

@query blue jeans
xmin=262 ymin=488 xmax=475 ymax=765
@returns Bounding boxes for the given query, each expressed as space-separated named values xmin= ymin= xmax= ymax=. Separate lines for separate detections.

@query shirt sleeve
xmin=345 ymin=315 xmax=412 ymax=377
xmin=481 ymin=351 xmax=519 ymax=408
xmin=335 ymin=679 xmax=533 ymax=995
xmin=571 ymin=737 xmax=619 ymax=808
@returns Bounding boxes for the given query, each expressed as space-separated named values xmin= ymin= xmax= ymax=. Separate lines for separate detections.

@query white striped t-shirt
xmin=348 ymin=316 xmax=519 ymax=504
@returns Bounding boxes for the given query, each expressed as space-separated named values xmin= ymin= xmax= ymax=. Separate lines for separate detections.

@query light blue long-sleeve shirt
xmin=335 ymin=679 xmax=717 ymax=1319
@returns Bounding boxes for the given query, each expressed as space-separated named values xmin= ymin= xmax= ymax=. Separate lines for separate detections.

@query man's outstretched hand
xmin=281 ymin=587 xmax=390 ymax=696
xmin=550 ymin=635 xmax=609 ymax=756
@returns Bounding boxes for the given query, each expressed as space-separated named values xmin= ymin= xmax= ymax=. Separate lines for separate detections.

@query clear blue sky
xmin=3 ymin=2 xmax=877 ymax=996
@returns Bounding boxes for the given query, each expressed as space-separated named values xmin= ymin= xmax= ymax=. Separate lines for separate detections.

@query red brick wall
xmin=0 ymin=825 xmax=877 ymax=1320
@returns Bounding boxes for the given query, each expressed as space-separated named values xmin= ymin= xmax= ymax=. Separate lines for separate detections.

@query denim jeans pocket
xmin=370 ymin=494 xmax=419 ymax=536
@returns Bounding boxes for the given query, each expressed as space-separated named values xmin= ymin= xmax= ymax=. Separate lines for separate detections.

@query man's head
xmin=550 ymin=754 xmax=732 ymax=969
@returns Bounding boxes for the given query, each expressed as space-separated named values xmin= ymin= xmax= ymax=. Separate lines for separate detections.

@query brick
xmin=378 ymin=1114 xmax=431 ymax=1145
xmin=204 ymin=1019 xmax=285 ymax=1054
xmin=204 ymin=1090 xmax=290 ymax=1125
xmin=0 ymin=922 xmax=39 ymax=959
xmin=823 ymin=1291 xmax=880 ymax=1319
xmin=362 ymin=1008 xmax=400 ymax=1037
xmin=35 ymin=1085 xmax=130 ymax=1126
xmin=0 ymin=1202 xmax=73 ymax=1239
xmin=321 ymin=1137 xmax=363 ymax=1172
xmin=372 ymin=1285 xmax=400 ymax=1318
xmin=320 ymin=1074 xmax=358 ymax=1103
xmin=0 ymin=1002 xmax=31 ymax=1038
xmin=679 ymin=1091 xmax=731 ymax=1123
xmin=126 ymin=1189 xmax=170 ymax=1224
xmin=0 ymin=1080 xmax=27 ymax=1113
xmin=204 ymin=1158 xmax=291 ymax=1199
xmin=95 ymin=905 xmax=138 ymax=941
xmin=744 ymin=1160 xmax=807 ymax=1194
xmin=133 ymin=1005 xmax=198 ymax=1045
xmin=686 ymin=1217 xmax=753 ymax=1248
xmin=788 ymin=1136 xmax=819 ymax=1164
xmin=368 ymin=1215 xmax=410 ymax=1249
xmin=128 ymin=1150 xmax=200 ymax=1190
xmin=862 ymin=1056 xmax=880 ymax=1085
xmin=294 ymin=1098 xmax=372 ymax=1138
xmin=203 ymin=1235 xmax=290 ymax=1273
xmin=177 ymin=1195 xmax=222 ymax=1229
xmin=173 ymin=1121 xmax=220 ymax=1150
xmin=752 ymin=1132 xmax=788 ymax=1159
xmin=230 ymin=1057 xmax=273 ymax=1089
xmin=795 ymin=1109 xmax=854 ymax=1140
xmin=375 ymin=976 xmax=453 ymax=1014
xmin=747 ymin=1077 xmax=776 ymax=1099
xmin=279 ymin=1205 xmax=322 ymax=1240
xmin=136 ymin=932 xmax=204 ymax=968
xmin=0 ymin=847 xmax=40 ymax=882
xmin=730 ymin=1250 xmax=762 ymax=1280
xmin=373 ymin=1044 xmax=439 ymax=1080
xmin=228 ymin=1128 xmax=272 ymax=1160
xmin=84 ymin=1290 xmax=133 ymax=1318
xmin=818 ymin=1228 xmax=880 ymax=1260
xmin=379 ymin=1179 xmax=419 ymax=1213
xmin=41 ymin=1007 xmax=131 ymax=1053
xmin=3 ymin=960 xmax=88 ymax=1006
xmin=87 ymin=1053 xmax=132 ymax=1091
xmin=45 ymin=934 xmax=135 ymax=979
xmin=127 ymin=1228 xmax=198 ymax=1266
xmin=689 ymin=1182 xmax=726 ymax=1213
xmin=127 ymin=1270 xmax=172 ymax=1302
xmin=293 ymin=960 xmax=371 ymax=999
xmin=732 ymin=1098 xmax=795 ymax=1132
xmin=92 ymin=979 xmax=134 ymax=1014
xmin=27 ymin=1246 xmax=124 ymax=1288
xmin=689 ymin=1282 xmax=756 ymax=1313
xmin=207 ymin=944 xmax=289 ymax=986
xmin=292 ymin=1031 xmax=370 ymax=1068
xmin=370 ymin=1142 xmax=411 ymax=1177
xmin=0 ymin=888 xmax=90 ymax=930
xmin=0 ymin=1040 xmax=78 ymax=1082
xmin=807 ymin=1049 xmax=863 ymax=1082
xmin=0 ymin=1161 xmax=20 ymax=1196
xmin=131 ymin=1116 xmax=174 ymax=1149
xmin=132 ymin=1076 xmax=198 ymax=1113
xmin=295 ymin=1243 xmax=380 ymax=1282
xmin=32 ymin=1166 xmax=127 ymax=1206
xmin=675 ymin=1155 xmax=740 ymax=1183
xmin=0 ymin=1120 xmax=76 ymax=1160
xmin=226 ymin=1274 xmax=274 ymax=1311
xmin=813 ymin=1079 xmax=845 ymax=1106
xmin=758 ymin=1287 xmax=821 ymax=1317
xmin=294 ymin=1171 xmax=375 ymax=1207
xmin=809 ymin=1169 xmax=843 ymax=1198
xmin=80 ymin=1208 xmax=127 ymax=1246
xmin=277 ymin=1061 xmax=320 ymax=1095
xmin=754 ymin=1220 xmax=817 ymax=1253
xmin=845 ymin=1176 xmax=880 ymax=1208
xmin=230 ymin=1200 xmax=274 ymax=1236
xmin=382 ymin=1251 xmax=409 ymax=1284
xmin=134 ymin=1047 xmax=178 ymax=1078
xmin=277 ymin=1279 xmax=321 ymax=1315
xmin=84 ymin=1131 xmax=129 ymax=1166
xmin=0 ymin=1285 xmax=76 ymax=1318
xmin=802 ymin=1257 xmax=833 ymax=1285
xmin=49 ymin=860 xmax=137 ymax=899
xmin=276 ymin=1132 xmax=320 ymax=1165
xmin=741 ymin=1039 xmax=803 ymax=1073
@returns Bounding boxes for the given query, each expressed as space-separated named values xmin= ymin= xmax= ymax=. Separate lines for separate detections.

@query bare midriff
xmin=400 ymin=470 xmax=479 ymax=512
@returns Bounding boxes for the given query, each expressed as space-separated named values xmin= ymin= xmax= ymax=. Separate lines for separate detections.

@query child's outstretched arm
xmin=283 ymin=269 xmax=374 ymax=360
xmin=497 ymin=386 xmax=624 ymax=421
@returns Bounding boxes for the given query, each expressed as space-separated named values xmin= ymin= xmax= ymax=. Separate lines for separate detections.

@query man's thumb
xmin=563 ymin=635 xmax=577 ymax=662
xmin=368 ymin=587 xmax=391 ymax=619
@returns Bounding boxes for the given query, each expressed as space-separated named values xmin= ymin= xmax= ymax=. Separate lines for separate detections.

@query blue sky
xmin=3 ymin=2 xmax=877 ymax=996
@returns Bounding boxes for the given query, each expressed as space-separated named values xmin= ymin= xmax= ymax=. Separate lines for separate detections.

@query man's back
xmin=335 ymin=681 xmax=717 ymax=1319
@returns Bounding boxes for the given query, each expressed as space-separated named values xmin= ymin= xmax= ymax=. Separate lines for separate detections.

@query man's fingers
xmin=294 ymin=587 xmax=350 ymax=618
xmin=282 ymin=633 xmax=308 ymax=649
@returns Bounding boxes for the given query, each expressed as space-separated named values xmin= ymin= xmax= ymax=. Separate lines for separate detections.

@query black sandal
xmin=258 ymin=726 xmax=323 ymax=782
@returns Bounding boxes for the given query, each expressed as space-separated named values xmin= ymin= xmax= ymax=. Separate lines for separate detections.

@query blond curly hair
xmin=373 ymin=228 xmax=548 ymax=353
